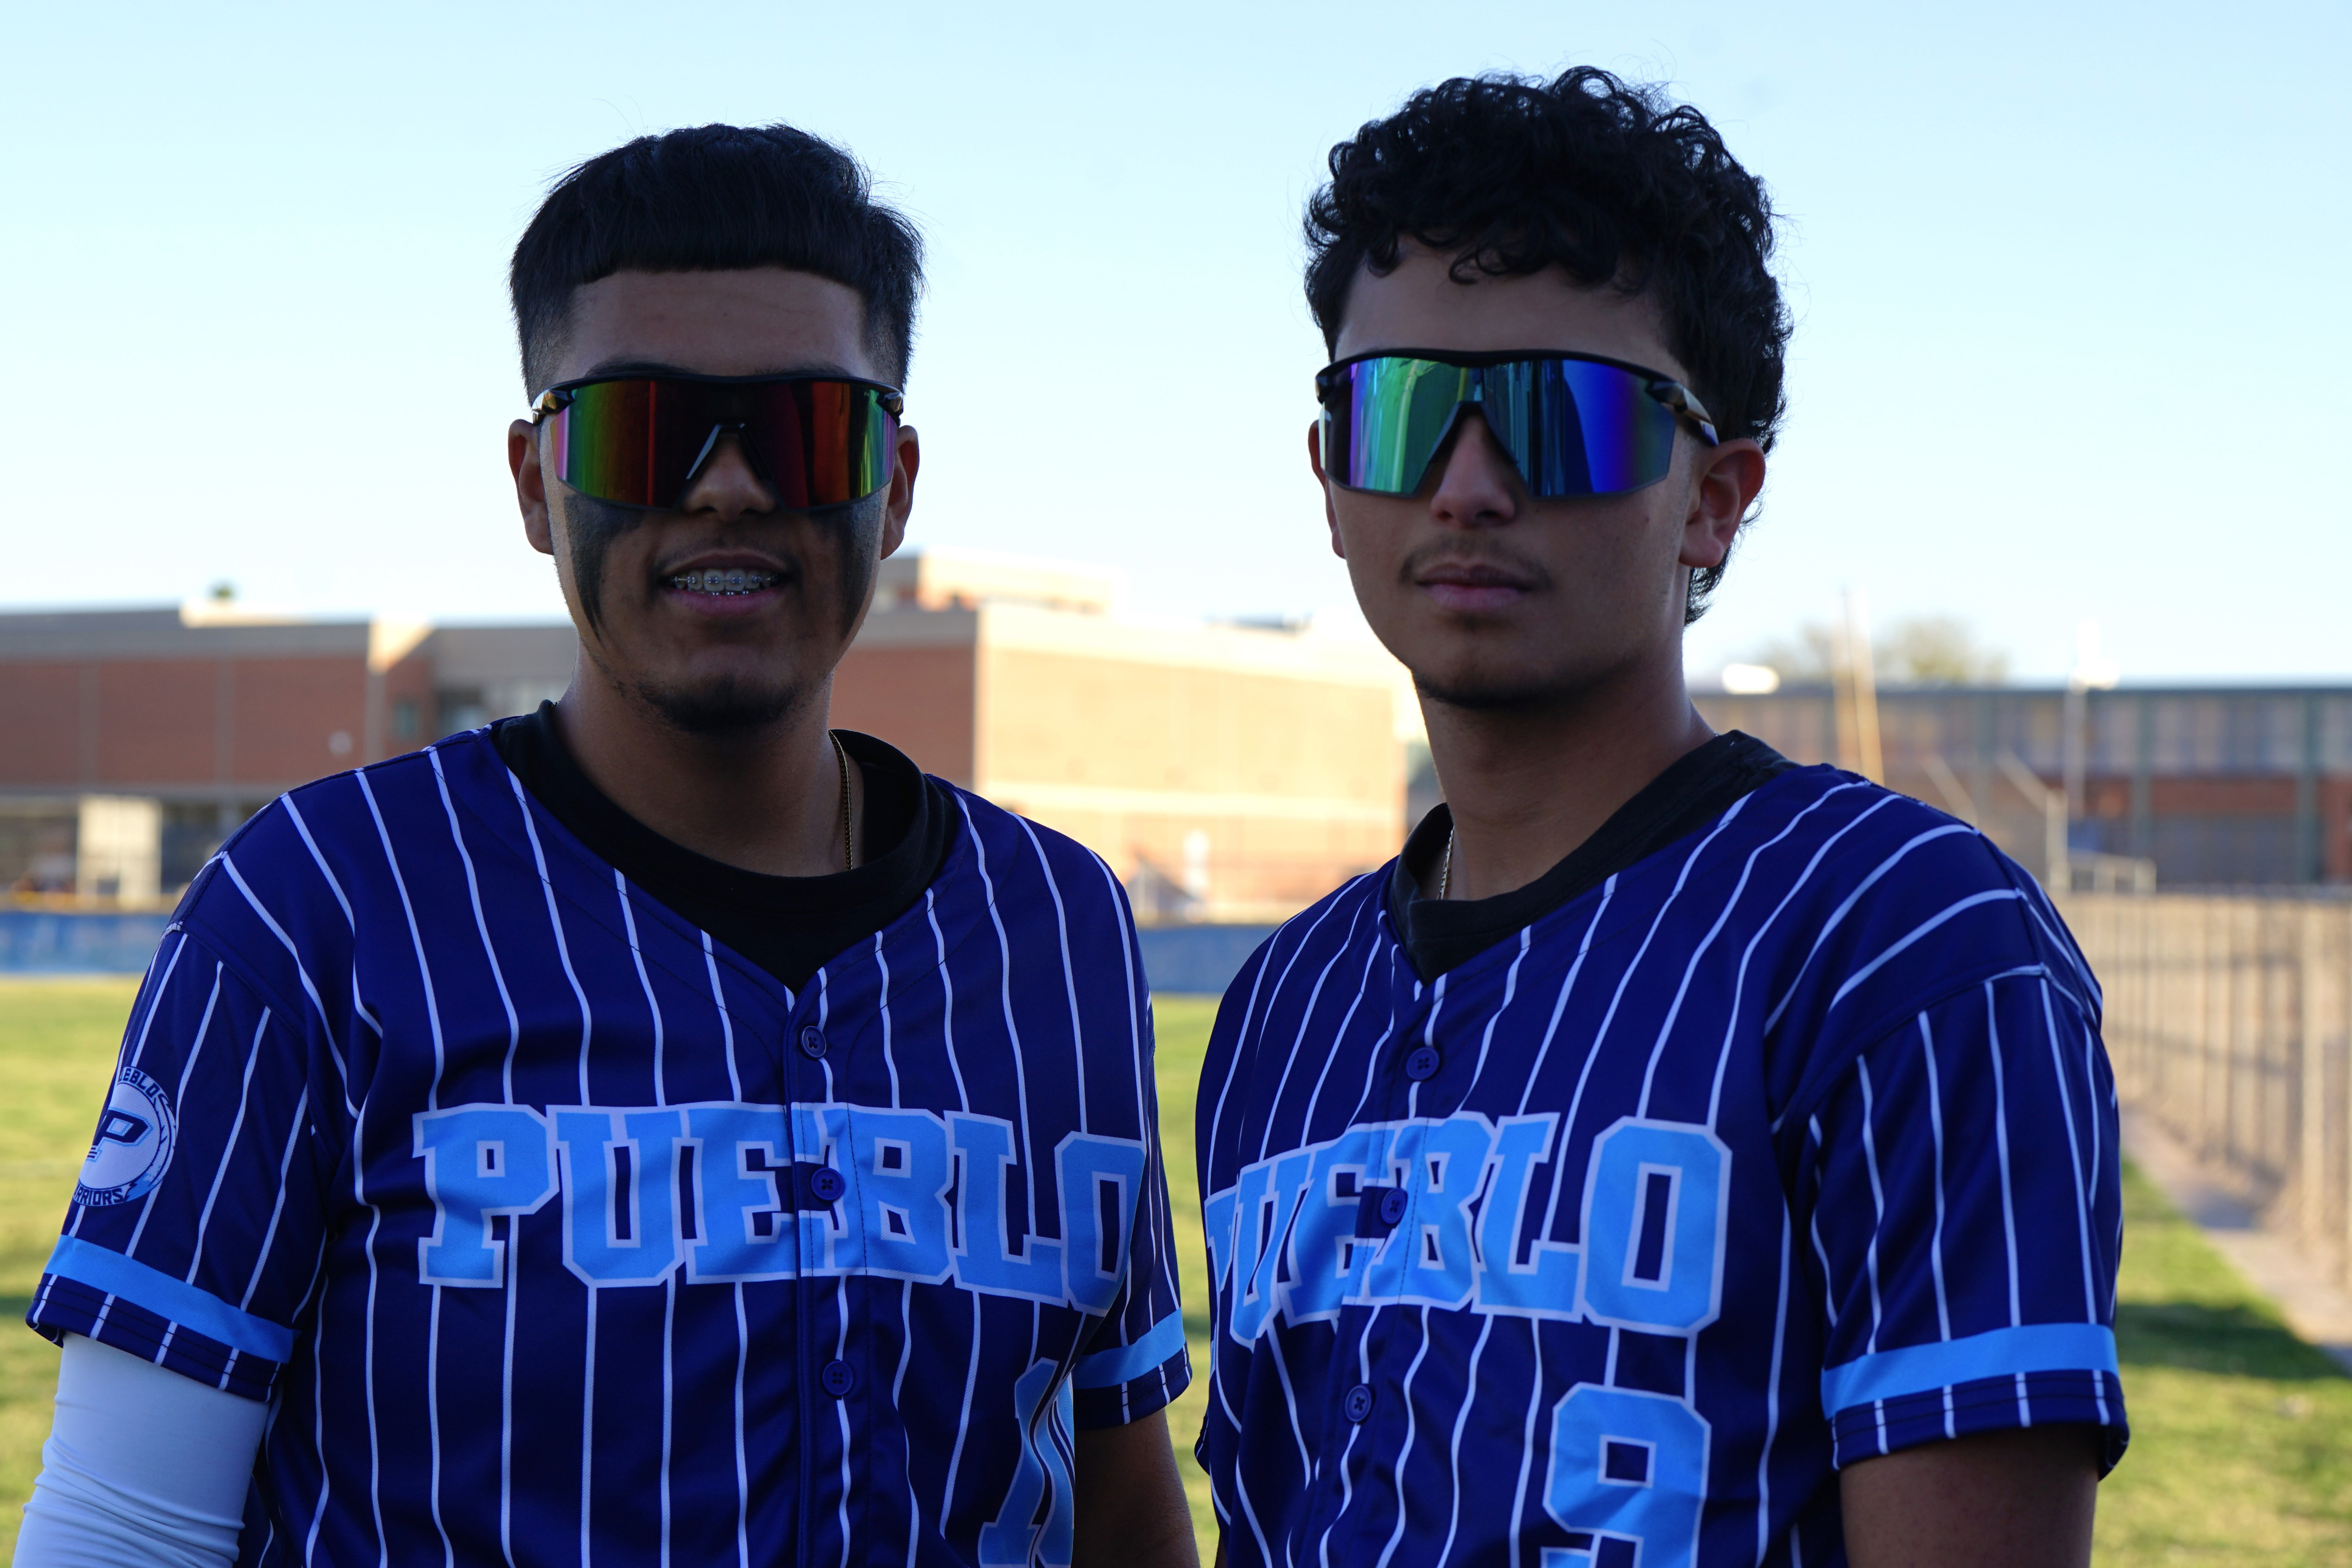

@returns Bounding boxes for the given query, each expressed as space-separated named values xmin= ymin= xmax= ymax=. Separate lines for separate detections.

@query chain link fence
xmin=2065 ymin=892 xmax=2352 ymax=1286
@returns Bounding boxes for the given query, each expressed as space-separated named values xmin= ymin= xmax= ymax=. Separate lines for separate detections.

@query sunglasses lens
xmin=554 ymin=379 xmax=708 ymax=507
xmin=1326 ymin=357 xmax=1682 ymax=498
xmin=549 ymin=378 xmax=898 ymax=509
xmin=1330 ymin=357 xmax=1476 ymax=494
xmin=741 ymin=381 xmax=898 ymax=509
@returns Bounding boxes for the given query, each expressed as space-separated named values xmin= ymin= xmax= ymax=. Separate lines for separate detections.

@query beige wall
xmin=974 ymin=609 xmax=1404 ymax=918
xmin=834 ymin=598 xmax=1407 ymax=918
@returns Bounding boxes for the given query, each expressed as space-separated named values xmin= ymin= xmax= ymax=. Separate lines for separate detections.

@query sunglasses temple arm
xmin=1650 ymin=380 xmax=1721 ymax=445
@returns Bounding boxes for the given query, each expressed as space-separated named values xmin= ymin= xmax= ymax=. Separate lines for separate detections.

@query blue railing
xmin=0 ymin=911 xmax=174 ymax=975
xmin=2 ymin=909 xmax=1274 ymax=997
xmin=1135 ymin=924 xmax=1275 ymax=998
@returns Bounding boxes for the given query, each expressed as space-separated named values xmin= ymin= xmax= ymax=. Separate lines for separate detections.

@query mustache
xmin=1396 ymin=540 xmax=1553 ymax=591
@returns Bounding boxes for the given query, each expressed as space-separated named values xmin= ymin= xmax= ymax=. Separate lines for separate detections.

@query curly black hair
xmin=511 ymin=124 xmax=924 ymax=397
xmin=1305 ymin=69 xmax=1788 ymax=621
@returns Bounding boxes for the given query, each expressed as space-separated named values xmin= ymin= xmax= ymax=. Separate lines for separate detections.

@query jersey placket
xmin=781 ymin=976 xmax=864 ymax=1568
xmin=1312 ymin=947 xmax=1467 ymax=1555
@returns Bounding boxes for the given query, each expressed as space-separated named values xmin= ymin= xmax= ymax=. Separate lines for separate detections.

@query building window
xmin=391 ymin=699 xmax=420 ymax=743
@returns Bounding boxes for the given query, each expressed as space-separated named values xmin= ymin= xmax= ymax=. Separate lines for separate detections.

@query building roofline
xmin=1706 ymin=682 xmax=2352 ymax=700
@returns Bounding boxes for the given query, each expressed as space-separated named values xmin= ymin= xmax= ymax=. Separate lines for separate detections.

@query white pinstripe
xmin=894 ymin=1279 xmax=920 ymax=1568
xmin=1299 ymin=928 xmax=1390 ymax=1138
xmin=951 ymin=796 xmax=1042 ymax=1237
xmin=1754 ymin=1209 xmax=1793 ymax=1563
xmin=1760 ymin=822 xmax=1975 ymax=1031
xmin=501 ymin=773 xmax=593 ymax=1104
xmin=2037 ymin=980 xmax=2100 ymax=1322
xmin=1467 ymin=929 xmax=1532 ymax=1090
xmin=355 ymin=772 xmax=447 ymax=1102
xmin=1919 ymin=1015 xmax=1953 ymax=1343
xmin=238 ymin=1083 xmax=309 ymax=1313
xmin=1805 ymin=1119 xmax=1837 ymax=1336
xmin=1433 ymin=1313 xmax=1497 ymax=1565
xmin=1986 ymin=983 xmax=2022 ymax=1329
xmin=428 ymin=746 xmax=522 ymax=1100
xmin=124 ymin=962 xmax=223 ymax=1259
xmin=1313 ymin=1327 xmax=1374 ymax=1568
xmin=218 ymin=854 xmax=352 ymax=1119
xmin=1699 ymin=784 xmax=1881 ymax=1126
xmin=1014 ymin=817 xmax=1089 ymax=1133
xmin=283 ymin=799 xmax=386 ymax=1041
xmin=355 ymin=1102 xmax=389 ymax=1568
xmin=186 ymin=1007 xmax=269 ymax=1279
xmin=1257 ymin=895 xmax=1378 ymax=1162
xmin=1503 ymin=1326 xmax=1544 ymax=1568
xmin=703 ymin=931 xmax=743 ymax=1102
xmin=1370 ymin=1307 xmax=1435 ymax=1568
xmin=1824 ymin=889 xmax=2027 ymax=1017
xmin=732 ymin=1284 xmax=751 ymax=1568
xmin=1623 ymin=794 xmax=1760 ymax=1111
xmin=1856 ymin=1058 xmax=1888 ymax=1354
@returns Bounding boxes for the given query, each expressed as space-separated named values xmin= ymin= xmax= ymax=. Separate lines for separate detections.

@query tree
xmin=1878 ymin=614 xmax=2010 ymax=686
xmin=1744 ymin=614 xmax=2009 ymax=688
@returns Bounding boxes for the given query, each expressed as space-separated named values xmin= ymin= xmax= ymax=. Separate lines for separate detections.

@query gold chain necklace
xmin=830 ymin=732 xmax=854 ymax=872
xmin=1439 ymin=825 xmax=1454 ymax=900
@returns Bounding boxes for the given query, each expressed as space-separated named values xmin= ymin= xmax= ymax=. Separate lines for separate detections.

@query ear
xmin=1677 ymin=437 xmax=1766 ymax=571
xmin=510 ymin=419 xmax=554 ymax=557
xmin=1308 ymin=418 xmax=1346 ymax=560
xmin=878 ymin=425 xmax=920 ymax=561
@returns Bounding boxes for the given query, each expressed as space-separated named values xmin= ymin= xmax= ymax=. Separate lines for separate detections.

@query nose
xmin=1424 ymin=409 xmax=1523 ymax=529
xmin=675 ymin=428 xmax=777 ymax=518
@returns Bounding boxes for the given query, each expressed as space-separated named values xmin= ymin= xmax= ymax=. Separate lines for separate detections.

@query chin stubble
xmin=1410 ymin=669 xmax=1571 ymax=713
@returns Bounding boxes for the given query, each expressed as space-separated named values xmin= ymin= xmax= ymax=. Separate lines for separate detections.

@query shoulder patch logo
xmin=76 ymin=1066 xmax=176 ymax=1207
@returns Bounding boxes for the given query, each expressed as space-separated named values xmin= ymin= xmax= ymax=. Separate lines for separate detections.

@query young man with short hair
xmin=1196 ymin=72 xmax=2123 ymax=1567
xmin=19 ymin=124 xmax=1194 ymax=1567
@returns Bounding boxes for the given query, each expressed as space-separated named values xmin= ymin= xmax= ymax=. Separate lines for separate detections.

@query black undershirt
xmin=491 ymin=702 xmax=954 ymax=992
xmin=1388 ymin=730 xmax=1796 ymax=980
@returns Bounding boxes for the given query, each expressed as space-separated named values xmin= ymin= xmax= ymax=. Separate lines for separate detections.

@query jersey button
xmin=808 ymin=1166 xmax=846 ymax=1203
xmin=1404 ymin=1045 xmax=1440 ymax=1081
xmin=798 ymin=1026 xmax=828 ymax=1059
xmin=1377 ymin=1187 xmax=1409 ymax=1227
xmin=1343 ymin=1384 xmax=1374 ymax=1423
xmin=820 ymin=1359 xmax=856 ymax=1398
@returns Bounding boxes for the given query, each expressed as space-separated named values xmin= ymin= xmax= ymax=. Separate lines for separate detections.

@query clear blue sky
xmin=4 ymin=0 xmax=2344 ymax=683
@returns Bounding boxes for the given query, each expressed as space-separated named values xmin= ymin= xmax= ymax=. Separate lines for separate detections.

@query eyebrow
xmin=573 ymin=356 xmax=866 ymax=381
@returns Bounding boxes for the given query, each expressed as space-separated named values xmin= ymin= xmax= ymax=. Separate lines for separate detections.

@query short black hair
xmin=1305 ymin=69 xmax=1789 ymax=621
xmin=510 ymin=123 xmax=924 ymax=395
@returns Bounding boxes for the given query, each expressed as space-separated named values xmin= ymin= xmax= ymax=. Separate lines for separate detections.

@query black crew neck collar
xmin=1387 ymin=730 xmax=1794 ymax=981
xmin=490 ymin=702 xmax=955 ymax=991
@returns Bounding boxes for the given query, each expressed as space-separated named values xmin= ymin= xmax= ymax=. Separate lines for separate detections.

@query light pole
xmin=2059 ymin=619 xmax=2121 ymax=890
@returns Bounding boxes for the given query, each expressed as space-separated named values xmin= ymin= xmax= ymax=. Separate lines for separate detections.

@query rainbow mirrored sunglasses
xmin=1314 ymin=349 xmax=1718 ymax=498
xmin=531 ymin=371 xmax=904 ymax=510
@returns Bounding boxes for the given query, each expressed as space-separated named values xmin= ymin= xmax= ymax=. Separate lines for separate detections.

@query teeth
xmin=670 ymin=568 xmax=778 ymax=595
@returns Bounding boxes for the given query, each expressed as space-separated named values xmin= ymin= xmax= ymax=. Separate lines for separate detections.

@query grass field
xmin=2 ymin=980 xmax=2348 ymax=1562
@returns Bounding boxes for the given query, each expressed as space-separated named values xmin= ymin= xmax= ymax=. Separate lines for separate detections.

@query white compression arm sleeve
xmin=12 ymin=1333 xmax=268 ymax=1568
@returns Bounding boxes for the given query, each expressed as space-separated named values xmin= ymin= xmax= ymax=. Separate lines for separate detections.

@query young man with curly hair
xmin=1194 ymin=71 xmax=2123 ymax=1567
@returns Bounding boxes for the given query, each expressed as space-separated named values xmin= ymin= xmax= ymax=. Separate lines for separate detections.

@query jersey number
xmin=1543 ymin=1120 xmax=1723 ymax=1566
xmin=1541 ymin=1385 xmax=1710 ymax=1568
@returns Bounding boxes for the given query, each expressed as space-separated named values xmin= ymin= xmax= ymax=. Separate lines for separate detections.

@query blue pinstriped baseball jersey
xmin=32 ymin=727 xmax=1187 ymax=1567
xmin=1196 ymin=766 xmax=2124 ymax=1568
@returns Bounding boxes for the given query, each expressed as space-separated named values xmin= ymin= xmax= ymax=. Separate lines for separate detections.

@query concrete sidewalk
xmin=2124 ymin=1109 xmax=2352 ymax=1376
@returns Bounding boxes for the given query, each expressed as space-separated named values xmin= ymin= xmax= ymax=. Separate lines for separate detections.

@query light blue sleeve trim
xmin=1072 ymin=1312 xmax=1188 ymax=1389
xmin=43 ymin=1237 xmax=297 ymax=1364
xmin=1821 ymin=1322 xmax=2119 ymax=1415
